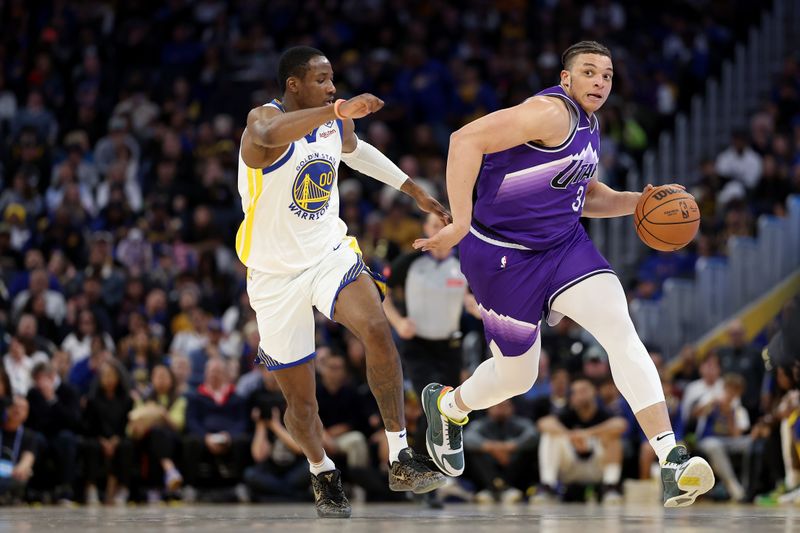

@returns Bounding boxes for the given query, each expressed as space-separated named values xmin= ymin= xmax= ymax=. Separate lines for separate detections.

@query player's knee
xmin=285 ymin=396 xmax=318 ymax=424
xmin=497 ymin=358 xmax=538 ymax=396
xmin=356 ymin=315 xmax=392 ymax=344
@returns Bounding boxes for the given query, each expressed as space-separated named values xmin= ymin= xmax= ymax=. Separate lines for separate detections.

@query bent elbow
xmin=252 ymin=120 xmax=280 ymax=147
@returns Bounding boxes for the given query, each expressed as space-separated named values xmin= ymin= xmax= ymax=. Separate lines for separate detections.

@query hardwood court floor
xmin=0 ymin=502 xmax=797 ymax=532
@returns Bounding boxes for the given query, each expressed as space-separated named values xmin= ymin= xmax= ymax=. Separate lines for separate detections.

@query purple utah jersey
xmin=472 ymin=84 xmax=599 ymax=251
xmin=461 ymin=85 xmax=613 ymax=357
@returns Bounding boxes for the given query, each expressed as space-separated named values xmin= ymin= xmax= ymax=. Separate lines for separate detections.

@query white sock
xmin=308 ymin=453 xmax=336 ymax=476
xmin=603 ymin=463 xmax=622 ymax=485
xmin=439 ymin=390 xmax=470 ymax=422
xmin=649 ymin=431 xmax=677 ymax=464
xmin=386 ymin=429 xmax=409 ymax=464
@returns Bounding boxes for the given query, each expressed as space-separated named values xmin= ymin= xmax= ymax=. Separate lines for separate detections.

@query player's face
xmin=298 ymin=56 xmax=336 ymax=109
xmin=562 ymin=53 xmax=613 ymax=114
xmin=569 ymin=379 xmax=596 ymax=410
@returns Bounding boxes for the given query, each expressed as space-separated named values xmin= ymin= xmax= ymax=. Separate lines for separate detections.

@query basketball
xmin=633 ymin=185 xmax=701 ymax=251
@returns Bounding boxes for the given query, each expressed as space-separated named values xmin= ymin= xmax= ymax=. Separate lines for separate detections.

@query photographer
xmin=243 ymin=368 xmax=309 ymax=502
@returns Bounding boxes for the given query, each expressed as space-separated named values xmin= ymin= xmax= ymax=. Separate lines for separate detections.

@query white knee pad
xmin=551 ymin=273 xmax=665 ymax=413
xmin=459 ymin=332 xmax=541 ymax=410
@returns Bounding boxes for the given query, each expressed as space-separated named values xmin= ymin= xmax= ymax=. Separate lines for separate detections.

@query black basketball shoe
xmin=311 ymin=469 xmax=351 ymax=518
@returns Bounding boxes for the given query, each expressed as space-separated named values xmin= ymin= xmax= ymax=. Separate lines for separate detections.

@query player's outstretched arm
xmin=340 ymin=118 xmax=451 ymax=225
xmin=414 ymin=97 xmax=570 ymax=252
xmin=246 ymin=93 xmax=384 ymax=149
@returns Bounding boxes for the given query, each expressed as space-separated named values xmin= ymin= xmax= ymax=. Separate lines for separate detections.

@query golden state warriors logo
xmin=289 ymin=157 xmax=336 ymax=220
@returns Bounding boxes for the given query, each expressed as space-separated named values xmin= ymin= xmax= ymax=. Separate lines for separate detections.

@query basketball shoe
xmin=389 ymin=447 xmax=447 ymax=493
xmin=421 ymin=383 xmax=468 ymax=476
xmin=311 ymin=470 xmax=351 ymax=518
xmin=661 ymin=445 xmax=715 ymax=507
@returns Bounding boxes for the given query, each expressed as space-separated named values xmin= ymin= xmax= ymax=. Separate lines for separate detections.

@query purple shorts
xmin=459 ymin=223 xmax=613 ymax=356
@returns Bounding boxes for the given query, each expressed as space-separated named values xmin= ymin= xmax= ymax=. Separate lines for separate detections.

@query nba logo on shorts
xmin=500 ymin=256 xmax=507 ymax=269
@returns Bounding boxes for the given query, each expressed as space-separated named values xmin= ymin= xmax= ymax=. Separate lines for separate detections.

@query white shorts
xmin=247 ymin=236 xmax=385 ymax=370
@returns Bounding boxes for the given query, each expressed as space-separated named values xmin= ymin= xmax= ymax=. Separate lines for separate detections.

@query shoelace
xmin=402 ymin=450 xmax=438 ymax=473
xmin=442 ymin=419 xmax=462 ymax=450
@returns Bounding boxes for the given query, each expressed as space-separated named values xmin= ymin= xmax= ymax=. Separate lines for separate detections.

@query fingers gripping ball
xmin=634 ymin=185 xmax=700 ymax=251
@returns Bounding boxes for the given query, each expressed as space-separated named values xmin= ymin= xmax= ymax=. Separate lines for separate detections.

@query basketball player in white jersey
xmin=236 ymin=46 xmax=447 ymax=518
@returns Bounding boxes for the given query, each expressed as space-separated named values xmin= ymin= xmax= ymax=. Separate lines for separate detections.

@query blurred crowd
xmin=631 ymin=55 xmax=800 ymax=301
xmin=0 ymin=0 xmax=798 ymax=507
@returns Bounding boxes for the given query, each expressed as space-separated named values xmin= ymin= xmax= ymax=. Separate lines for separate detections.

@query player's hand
xmin=338 ymin=93 xmax=384 ymax=119
xmin=412 ymin=223 xmax=468 ymax=253
xmin=641 ymin=183 xmax=686 ymax=195
xmin=414 ymin=194 xmax=452 ymax=226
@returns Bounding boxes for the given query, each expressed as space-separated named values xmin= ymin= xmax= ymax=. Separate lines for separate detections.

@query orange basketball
xmin=633 ymin=185 xmax=700 ymax=251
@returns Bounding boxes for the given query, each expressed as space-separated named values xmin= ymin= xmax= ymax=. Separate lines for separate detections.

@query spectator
xmin=463 ymin=399 xmax=537 ymax=504
xmin=680 ymin=351 xmax=724 ymax=435
xmin=15 ymin=313 xmax=56 ymax=357
xmin=12 ymin=268 xmax=65 ymax=326
xmin=697 ymin=373 xmax=751 ymax=501
xmin=128 ymin=365 xmax=186 ymax=497
xmin=183 ymin=358 xmax=249 ymax=500
xmin=92 ymin=116 xmax=140 ymax=176
xmin=51 ymin=133 xmax=100 ymax=190
xmin=83 ymin=233 xmax=127 ymax=310
xmin=316 ymin=353 xmax=370 ymax=473
xmin=0 ymin=397 xmax=37 ymax=505
xmin=170 ymin=352 xmax=191 ymax=396
xmin=10 ymin=91 xmax=57 ymax=145
xmin=715 ymin=130 xmax=763 ymax=189
xmin=170 ymin=306 xmax=208 ymax=360
xmin=187 ymin=317 xmax=231 ymax=389
xmin=717 ymin=320 xmax=766 ymax=421
xmin=3 ymin=336 xmax=47 ymax=396
xmin=535 ymin=376 xmax=627 ymax=503
xmin=528 ymin=366 xmax=571 ymax=423
xmin=61 ymin=309 xmax=114 ymax=365
xmin=25 ymin=362 xmax=82 ymax=503
xmin=243 ymin=368 xmax=308 ymax=502
xmin=82 ymin=360 xmax=134 ymax=506
xmin=67 ymin=337 xmax=111 ymax=397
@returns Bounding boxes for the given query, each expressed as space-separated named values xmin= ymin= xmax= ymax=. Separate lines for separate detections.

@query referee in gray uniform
xmin=384 ymin=213 xmax=480 ymax=399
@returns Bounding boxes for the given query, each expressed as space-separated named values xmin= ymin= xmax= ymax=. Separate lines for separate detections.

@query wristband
xmin=333 ymin=99 xmax=347 ymax=119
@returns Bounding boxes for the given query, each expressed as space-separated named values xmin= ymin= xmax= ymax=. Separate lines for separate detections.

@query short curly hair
xmin=277 ymin=46 xmax=326 ymax=92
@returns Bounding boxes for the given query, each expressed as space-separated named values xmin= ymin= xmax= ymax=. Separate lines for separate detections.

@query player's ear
xmin=560 ymin=69 xmax=570 ymax=88
xmin=286 ymin=76 xmax=299 ymax=94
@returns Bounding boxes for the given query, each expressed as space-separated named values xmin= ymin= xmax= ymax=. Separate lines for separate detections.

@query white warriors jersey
xmin=235 ymin=99 xmax=348 ymax=274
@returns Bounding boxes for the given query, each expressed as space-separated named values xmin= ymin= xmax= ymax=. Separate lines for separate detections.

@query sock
xmin=439 ymin=389 xmax=470 ymax=422
xmin=602 ymin=463 xmax=622 ymax=485
xmin=308 ymin=453 xmax=336 ymax=476
xmin=649 ymin=431 xmax=677 ymax=464
xmin=385 ymin=429 xmax=409 ymax=464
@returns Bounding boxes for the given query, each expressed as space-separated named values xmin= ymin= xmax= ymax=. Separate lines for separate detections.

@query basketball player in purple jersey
xmin=415 ymin=41 xmax=714 ymax=507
